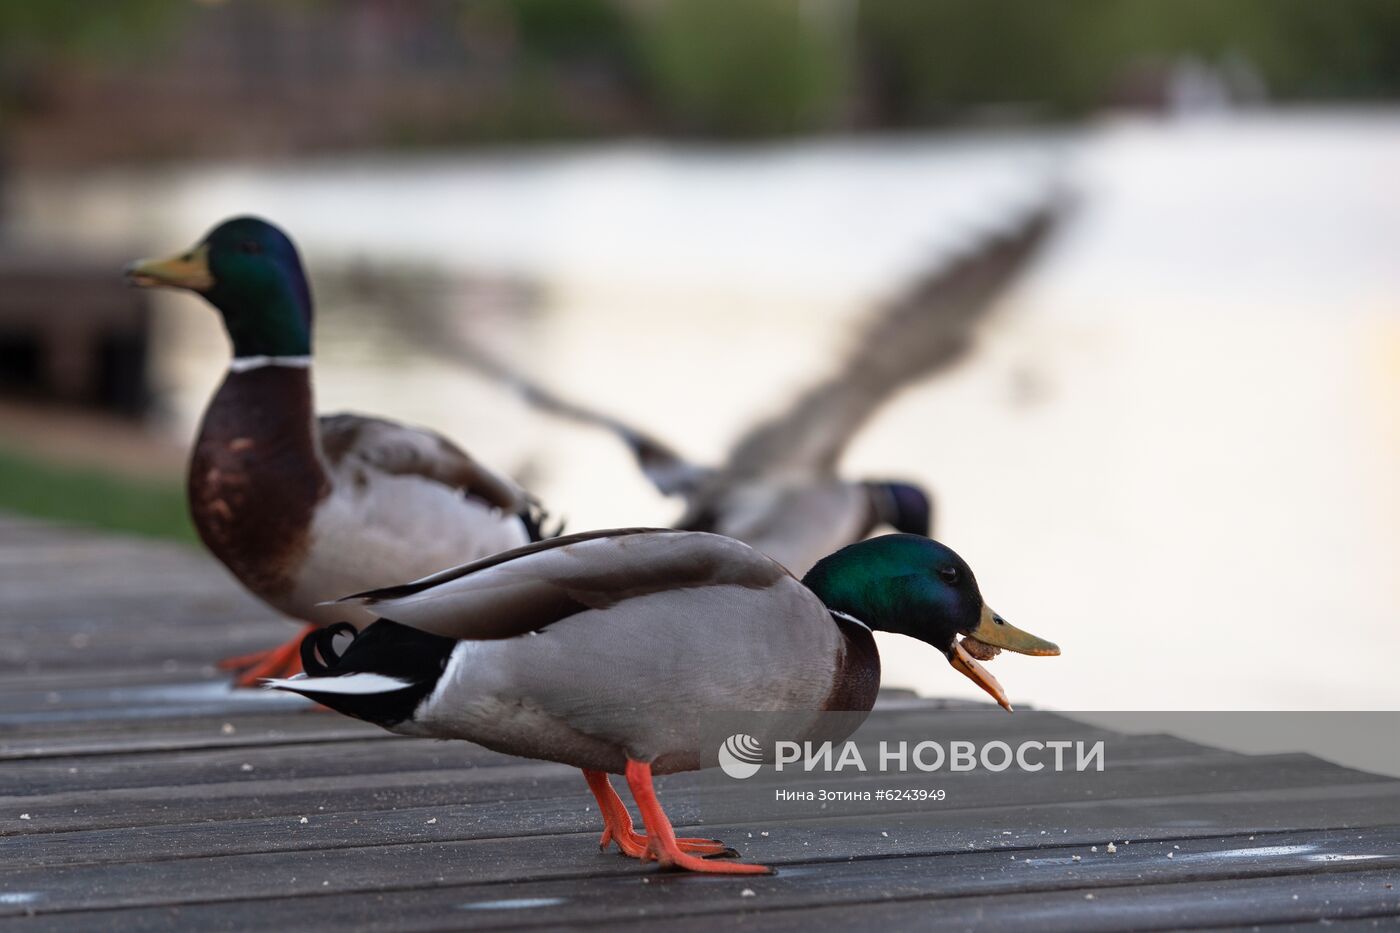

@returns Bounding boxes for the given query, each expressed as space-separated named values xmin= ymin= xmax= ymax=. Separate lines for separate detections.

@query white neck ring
xmin=229 ymin=355 xmax=313 ymax=373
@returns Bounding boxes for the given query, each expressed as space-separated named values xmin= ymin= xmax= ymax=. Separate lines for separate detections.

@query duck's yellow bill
xmin=969 ymin=605 xmax=1060 ymax=656
xmin=951 ymin=640 xmax=1013 ymax=712
xmin=948 ymin=604 xmax=1060 ymax=712
xmin=125 ymin=244 xmax=213 ymax=291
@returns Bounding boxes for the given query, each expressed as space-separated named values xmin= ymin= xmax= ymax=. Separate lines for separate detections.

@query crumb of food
xmin=960 ymin=635 xmax=1001 ymax=661
xmin=1071 ymin=855 xmax=1081 ymax=862
xmin=740 ymin=889 xmax=756 ymax=898
xmin=427 ymin=818 xmax=438 ymax=825
xmin=19 ymin=814 xmax=31 ymax=821
xmin=221 ymin=723 xmax=236 ymax=735
xmin=1167 ymin=852 xmax=1174 ymax=859
xmin=1085 ymin=893 xmax=1095 ymax=900
xmin=880 ymin=831 xmax=888 ymax=837
xmin=760 ymin=831 xmax=769 ymax=837
xmin=1091 ymin=846 xmax=1098 ymax=852
xmin=240 ymin=763 xmax=254 ymax=772
xmin=1106 ymin=842 xmax=1117 ymax=853
xmin=299 ymin=817 xmax=308 ymax=824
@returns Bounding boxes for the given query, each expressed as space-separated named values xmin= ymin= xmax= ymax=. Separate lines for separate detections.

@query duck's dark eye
xmin=938 ymin=566 xmax=959 ymax=585
xmin=238 ymin=240 xmax=262 ymax=255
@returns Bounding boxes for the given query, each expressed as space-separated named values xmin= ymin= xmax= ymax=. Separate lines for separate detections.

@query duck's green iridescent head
xmin=126 ymin=217 xmax=313 ymax=359
xmin=803 ymin=534 xmax=1059 ymax=711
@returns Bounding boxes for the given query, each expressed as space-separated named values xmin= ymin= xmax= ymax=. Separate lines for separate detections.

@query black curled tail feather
xmin=300 ymin=621 xmax=358 ymax=675
xmin=283 ymin=619 xmax=458 ymax=729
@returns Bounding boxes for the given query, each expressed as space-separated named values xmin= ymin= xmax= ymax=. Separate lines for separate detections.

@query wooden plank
xmin=0 ymin=744 xmax=1375 ymax=843
xmin=622 ymin=869 xmax=1400 ymax=933
xmin=4 ymin=769 xmax=1398 ymax=874
xmin=4 ymin=826 xmax=1397 ymax=926
xmin=5 ymin=697 xmax=1120 ymax=756
xmin=0 ymin=705 xmax=1101 ymax=756
xmin=0 ymin=704 xmax=1113 ymax=773
xmin=0 ymin=712 xmax=385 ymax=759
xmin=0 ymin=734 xmax=1319 ymax=826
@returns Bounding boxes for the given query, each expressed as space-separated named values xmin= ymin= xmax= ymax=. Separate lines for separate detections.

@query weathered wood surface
xmin=1 ymin=514 xmax=1398 ymax=930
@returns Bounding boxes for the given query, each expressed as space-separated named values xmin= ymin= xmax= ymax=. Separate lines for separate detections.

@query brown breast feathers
xmin=188 ymin=366 xmax=329 ymax=600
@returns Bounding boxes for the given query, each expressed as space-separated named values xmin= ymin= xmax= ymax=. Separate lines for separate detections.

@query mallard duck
xmin=266 ymin=528 xmax=1059 ymax=874
xmin=125 ymin=217 xmax=543 ymax=686
xmin=432 ymin=200 xmax=1060 ymax=575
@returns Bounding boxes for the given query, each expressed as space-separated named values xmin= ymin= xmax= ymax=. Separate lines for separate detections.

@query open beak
xmin=124 ymin=244 xmax=213 ymax=291
xmin=948 ymin=604 xmax=1060 ymax=713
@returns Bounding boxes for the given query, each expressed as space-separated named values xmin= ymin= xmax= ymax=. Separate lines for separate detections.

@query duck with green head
xmin=127 ymin=217 xmax=545 ymax=685
xmin=267 ymin=528 xmax=1059 ymax=875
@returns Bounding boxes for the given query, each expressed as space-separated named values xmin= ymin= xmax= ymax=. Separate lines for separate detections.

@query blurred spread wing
xmin=336 ymin=527 xmax=781 ymax=640
xmin=464 ymin=347 xmax=711 ymax=497
xmin=318 ymin=413 xmax=532 ymax=514
xmin=401 ymin=306 xmax=711 ymax=498
xmin=717 ymin=197 xmax=1063 ymax=481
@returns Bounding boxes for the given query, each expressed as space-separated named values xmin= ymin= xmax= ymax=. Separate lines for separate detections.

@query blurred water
xmin=9 ymin=112 xmax=1400 ymax=711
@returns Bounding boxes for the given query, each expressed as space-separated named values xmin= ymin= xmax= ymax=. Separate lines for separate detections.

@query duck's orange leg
xmin=623 ymin=760 xmax=771 ymax=874
xmin=582 ymin=769 xmax=734 ymax=859
xmin=220 ymin=625 xmax=316 ymax=688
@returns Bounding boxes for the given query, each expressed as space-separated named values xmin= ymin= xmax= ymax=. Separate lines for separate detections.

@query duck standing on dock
xmin=126 ymin=218 xmax=544 ymax=686
xmin=433 ymin=200 xmax=1060 ymax=575
xmin=267 ymin=528 xmax=1059 ymax=874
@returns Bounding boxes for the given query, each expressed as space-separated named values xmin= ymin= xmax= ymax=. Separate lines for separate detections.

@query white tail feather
xmin=261 ymin=673 xmax=413 ymax=695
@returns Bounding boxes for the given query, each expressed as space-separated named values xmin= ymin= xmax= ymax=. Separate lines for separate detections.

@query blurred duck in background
xmin=443 ymin=199 xmax=1061 ymax=575
xmin=125 ymin=217 xmax=548 ymax=686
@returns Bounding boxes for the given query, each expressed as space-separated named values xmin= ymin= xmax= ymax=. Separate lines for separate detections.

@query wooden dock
xmin=0 ymin=253 xmax=152 ymax=416
xmin=2 ymin=513 xmax=1398 ymax=930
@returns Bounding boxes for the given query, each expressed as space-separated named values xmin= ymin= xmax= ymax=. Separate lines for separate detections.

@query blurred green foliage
xmin=3 ymin=0 xmax=1400 ymax=139
xmin=0 ymin=0 xmax=178 ymax=59
xmin=860 ymin=0 xmax=1400 ymax=122
xmin=638 ymin=0 xmax=849 ymax=135
xmin=0 ymin=445 xmax=195 ymax=544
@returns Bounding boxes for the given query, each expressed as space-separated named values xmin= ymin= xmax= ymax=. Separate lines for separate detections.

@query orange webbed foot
xmin=624 ymin=761 xmax=772 ymax=875
xmin=220 ymin=625 xmax=316 ymax=688
xmin=584 ymin=769 xmax=739 ymax=861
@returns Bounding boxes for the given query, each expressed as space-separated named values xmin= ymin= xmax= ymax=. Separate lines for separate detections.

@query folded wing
xmin=337 ymin=527 xmax=788 ymax=641
xmin=318 ymin=413 xmax=534 ymax=514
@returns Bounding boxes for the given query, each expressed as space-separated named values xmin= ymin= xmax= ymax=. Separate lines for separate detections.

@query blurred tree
xmin=858 ymin=0 xmax=1400 ymax=123
xmin=5 ymin=0 xmax=1400 ymax=153
xmin=0 ymin=0 xmax=181 ymax=123
xmin=637 ymin=0 xmax=852 ymax=135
